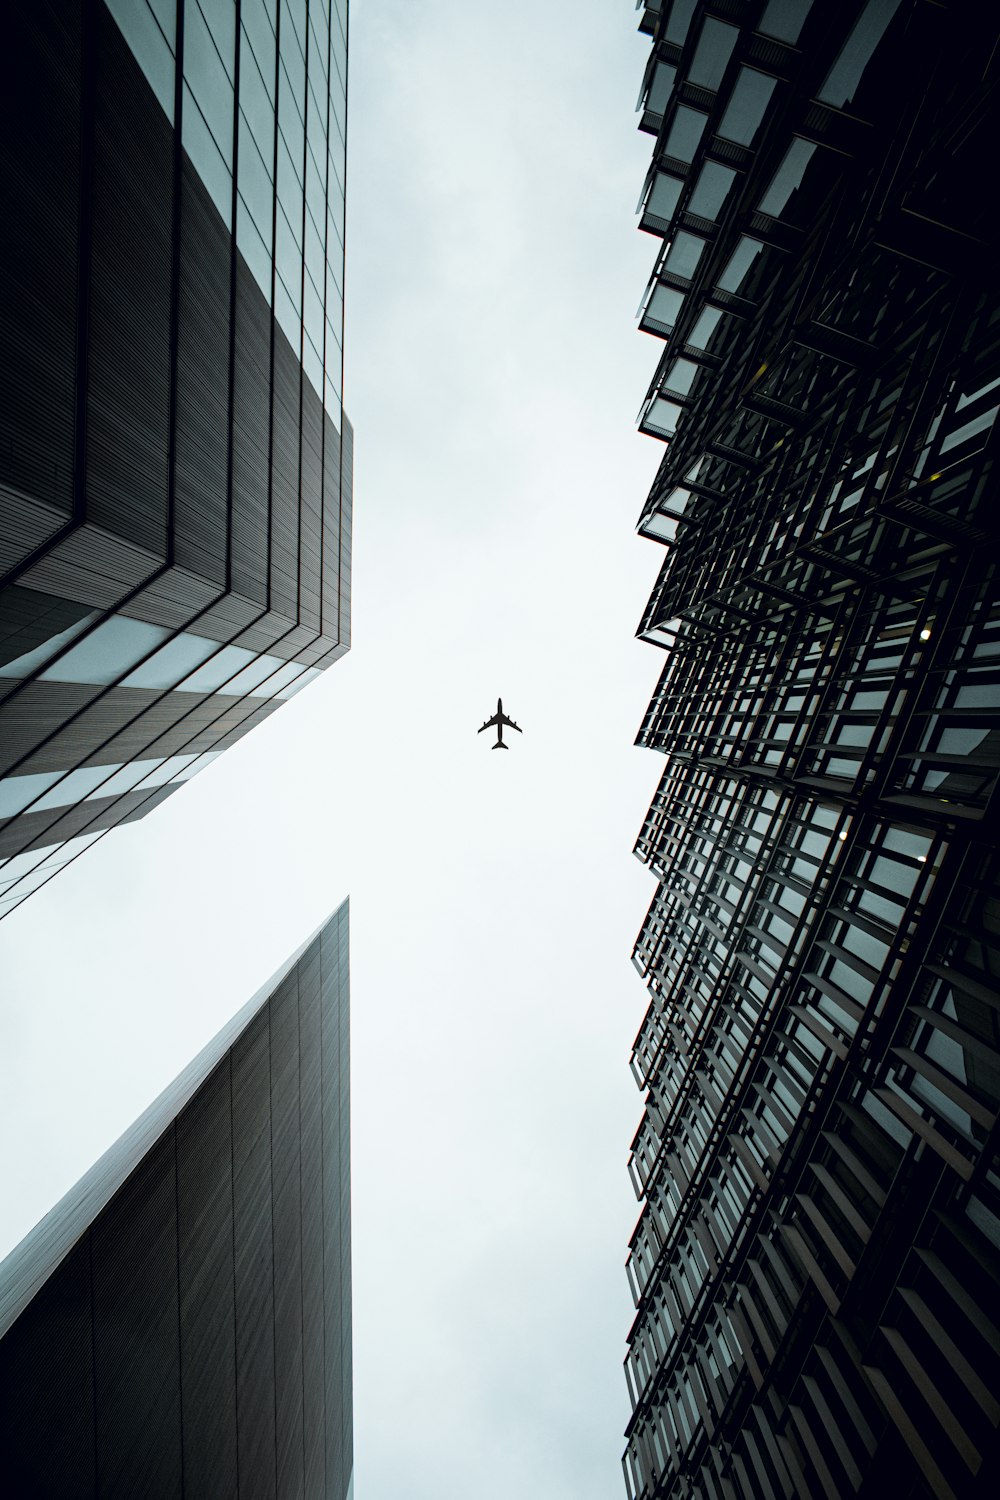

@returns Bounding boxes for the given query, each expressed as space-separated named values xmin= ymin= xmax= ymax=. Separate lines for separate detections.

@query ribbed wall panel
xmin=0 ymin=1238 xmax=95 ymax=1498
xmin=270 ymin=971 xmax=306 ymax=1497
xmin=271 ymin=336 xmax=302 ymax=619
xmin=176 ymin=1060 xmax=239 ymax=1500
xmin=231 ymin=1006 xmax=279 ymax=1499
xmin=86 ymin=9 xmax=172 ymax=560
xmin=0 ymin=3 xmax=80 ymax=558
xmin=232 ymin=261 xmax=272 ymax=607
xmin=300 ymin=381 xmax=325 ymax=632
xmin=173 ymin=165 xmax=231 ymax=585
xmin=0 ymin=908 xmax=352 ymax=1499
xmin=91 ymin=1130 xmax=184 ymax=1498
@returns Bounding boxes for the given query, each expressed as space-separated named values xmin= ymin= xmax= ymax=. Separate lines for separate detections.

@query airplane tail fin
xmin=492 ymin=742 xmax=508 ymax=751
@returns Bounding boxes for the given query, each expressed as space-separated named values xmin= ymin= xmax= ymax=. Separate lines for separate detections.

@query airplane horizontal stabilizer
xmin=492 ymin=742 xmax=508 ymax=750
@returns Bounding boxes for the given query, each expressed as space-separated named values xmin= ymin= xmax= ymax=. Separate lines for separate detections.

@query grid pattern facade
xmin=0 ymin=903 xmax=352 ymax=1499
xmin=624 ymin=4 xmax=1000 ymax=1499
xmin=0 ymin=0 xmax=351 ymax=918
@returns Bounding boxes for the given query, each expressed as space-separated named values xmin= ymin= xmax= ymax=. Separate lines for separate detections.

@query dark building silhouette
xmin=624 ymin=3 xmax=999 ymax=1498
xmin=0 ymin=0 xmax=351 ymax=918
xmin=0 ymin=902 xmax=352 ymax=1499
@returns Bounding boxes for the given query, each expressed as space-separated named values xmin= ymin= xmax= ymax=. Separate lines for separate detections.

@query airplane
xmin=478 ymin=697 xmax=522 ymax=750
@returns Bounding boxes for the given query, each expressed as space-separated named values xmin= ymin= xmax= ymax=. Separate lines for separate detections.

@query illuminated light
xmin=920 ymin=627 xmax=932 ymax=641
xmin=917 ymin=855 xmax=927 ymax=863
xmin=929 ymin=472 xmax=941 ymax=480
xmin=838 ymin=830 xmax=848 ymax=841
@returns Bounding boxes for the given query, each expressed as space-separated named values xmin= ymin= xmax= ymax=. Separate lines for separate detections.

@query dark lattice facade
xmin=0 ymin=902 xmax=352 ymax=1499
xmin=0 ymin=0 xmax=351 ymax=918
xmin=624 ymin=3 xmax=1000 ymax=1498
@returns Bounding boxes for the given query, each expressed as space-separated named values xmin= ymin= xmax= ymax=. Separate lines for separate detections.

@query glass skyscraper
xmin=624 ymin=4 xmax=999 ymax=1499
xmin=0 ymin=0 xmax=351 ymax=918
xmin=0 ymin=902 xmax=352 ymax=1499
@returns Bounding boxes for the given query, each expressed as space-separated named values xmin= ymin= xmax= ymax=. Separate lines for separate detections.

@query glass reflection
xmin=39 ymin=618 xmax=170 ymax=686
xmin=688 ymin=19 xmax=738 ymax=91
xmin=758 ymin=138 xmax=817 ymax=217
xmin=687 ymin=162 xmax=737 ymax=221
xmin=717 ymin=69 xmax=777 ymax=147
xmin=819 ymin=0 xmax=903 ymax=110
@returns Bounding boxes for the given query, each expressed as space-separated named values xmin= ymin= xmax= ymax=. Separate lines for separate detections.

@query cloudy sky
xmin=0 ymin=3 xmax=667 ymax=1495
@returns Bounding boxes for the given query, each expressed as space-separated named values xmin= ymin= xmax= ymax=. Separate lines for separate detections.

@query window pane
xmin=121 ymin=631 xmax=221 ymax=690
xmin=688 ymin=18 xmax=738 ymax=90
xmin=182 ymin=86 xmax=233 ymax=224
xmin=646 ymin=285 xmax=685 ymax=329
xmin=717 ymin=68 xmax=778 ymax=146
xmin=184 ymin=1 xmax=234 ymax=158
xmin=665 ymin=107 xmax=708 ymax=164
xmin=688 ymin=306 xmax=725 ymax=351
xmin=276 ymin=665 xmax=321 ymax=699
xmin=665 ymin=0 xmax=697 ymax=47
xmin=105 ymin=0 xmax=175 ymax=118
xmin=664 ymin=231 xmax=706 ymax=281
xmin=663 ymin=359 xmax=700 ymax=396
xmin=688 ymin=162 xmax=737 ymax=221
xmin=758 ymin=0 xmax=812 ymax=44
xmin=237 ymin=116 xmax=275 ymax=244
xmin=178 ymin=643 xmax=256 ymax=694
xmin=239 ymin=29 xmax=275 ymax=157
xmin=717 ymin=237 xmax=763 ymax=295
xmin=819 ymin=0 xmax=903 ymax=109
xmin=0 ymin=770 xmax=63 ymax=818
xmin=758 ymin=138 xmax=816 ymax=217
xmin=0 ymin=610 xmax=100 ymax=680
xmin=40 ymin=618 xmax=170 ymax=685
xmin=646 ymin=61 xmax=676 ymax=116
xmin=646 ymin=172 xmax=683 ymax=223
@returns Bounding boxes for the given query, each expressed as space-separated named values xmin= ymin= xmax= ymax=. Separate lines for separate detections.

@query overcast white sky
xmin=0 ymin=4 xmax=667 ymax=1495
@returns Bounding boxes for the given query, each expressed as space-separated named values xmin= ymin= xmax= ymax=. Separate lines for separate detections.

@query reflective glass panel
xmin=646 ymin=61 xmax=677 ymax=116
xmin=178 ymin=643 xmax=256 ymax=693
xmin=182 ymin=85 xmax=233 ymax=224
xmin=665 ymin=108 xmax=708 ymax=164
xmin=758 ymin=138 xmax=816 ymax=216
xmin=277 ymin=665 xmax=321 ymax=699
xmin=39 ymin=618 xmax=170 ymax=685
xmin=717 ymin=68 xmax=778 ymax=146
xmin=819 ymin=0 xmax=903 ymax=109
xmin=717 ymin=237 xmax=763 ymax=295
xmin=758 ymin=0 xmax=812 ymax=44
xmin=663 ymin=359 xmax=700 ymax=397
xmin=0 ymin=610 xmax=100 ymax=680
xmin=647 ymin=285 xmax=685 ymax=329
xmin=105 ymin=0 xmax=175 ymax=118
xmin=34 ymin=764 xmax=128 ymax=811
xmin=664 ymin=231 xmax=706 ymax=281
xmin=688 ymin=19 xmax=738 ymax=91
xmin=121 ymin=632 xmax=221 ymax=690
xmin=0 ymin=770 xmax=63 ymax=818
xmin=646 ymin=172 xmax=683 ymax=223
xmin=645 ymin=397 xmax=683 ymax=434
xmin=687 ymin=162 xmax=737 ymax=221
xmin=184 ymin=1 xmax=234 ymax=157
xmin=665 ymin=0 xmax=697 ymax=46
xmin=687 ymin=306 xmax=725 ymax=350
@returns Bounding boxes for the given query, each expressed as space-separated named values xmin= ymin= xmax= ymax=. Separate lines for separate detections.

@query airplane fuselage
xmin=477 ymin=696 xmax=521 ymax=749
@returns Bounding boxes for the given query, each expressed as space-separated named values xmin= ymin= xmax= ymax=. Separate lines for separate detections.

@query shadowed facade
xmin=0 ymin=0 xmax=351 ymax=918
xmin=624 ymin=3 xmax=999 ymax=1498
xmin=0 ymin=902 xmax=352 ymax=1499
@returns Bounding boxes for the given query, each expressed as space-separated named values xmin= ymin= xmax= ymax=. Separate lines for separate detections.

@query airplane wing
xmin=478 ymin=714 xmax=500 ymax=733
xmin=499 ymin=714 xmax=522 ymax=734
